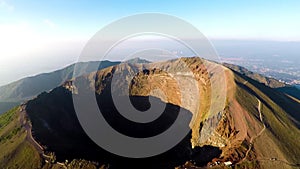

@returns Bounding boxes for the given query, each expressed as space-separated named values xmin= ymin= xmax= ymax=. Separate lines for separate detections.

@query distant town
xmin=221 ymin=57 xmax=300 ymax=85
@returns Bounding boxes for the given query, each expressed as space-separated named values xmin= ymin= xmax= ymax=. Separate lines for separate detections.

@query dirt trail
xmin=256 ymin=99 xmax=266 ymax=137
xmin=238 ymin=96 xmax=266 ymax=163
xmin=236 ymin=83 xmax=299 ymax=167
xmin=19 ymin=105 xmax=64 ymax=167
xmin=19 ymin=105 xmax=44 ymax=154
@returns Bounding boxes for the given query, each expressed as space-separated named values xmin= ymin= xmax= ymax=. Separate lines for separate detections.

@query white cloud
xmin=43 ymin=19 xmax=57 ymax=29
xmin=0 ymin=0 xmax=14 ymax=11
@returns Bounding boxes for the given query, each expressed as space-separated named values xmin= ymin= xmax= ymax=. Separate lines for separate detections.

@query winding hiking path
xmin=255 ymin=99 xmax=266 ymax=138
xmin=19 ymin=105 xmax=64 ymax=167
xmin=238 ymin=93 xmax=266 ymax=163
xmin=19 ymin=105 xmax=44 ymax=154
xmin=237 ymin=82 xmax=300 ymax=167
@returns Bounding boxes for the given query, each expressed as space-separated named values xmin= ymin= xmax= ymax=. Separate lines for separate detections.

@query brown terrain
xmin=1 ymin=57 xmax=299 ymax=169
xmin=64 ymin=57 xmax=299 ymax=168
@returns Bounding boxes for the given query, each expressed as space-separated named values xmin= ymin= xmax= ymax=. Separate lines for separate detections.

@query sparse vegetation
xmin=233 ymin=72 xmax=300 ymax=167
xmin=0 ymin=107 xmax=42 ymax=169
xmin=0 ymin=106 xmax=17 ymax=129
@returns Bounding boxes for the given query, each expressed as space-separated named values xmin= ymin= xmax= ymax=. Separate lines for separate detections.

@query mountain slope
xmin=1 ymin=57 xmax=299 ymax=169
xmin=276 ymin=86 xmax=300 ymax=101
xmin=0 ymin=58 xmax=150 ymax=114
xmin=0 ymin=61 xmax=119 ymax=102
xmin=0 ymin=61 xmax=120 ymax=115
xmin=0 ymin=102 xmax=19 ymax=115
xmin=228 ymin=72 xmax=300 ymax=169
xmin=0 ymin=106 xmax=102 ymax=169
xmin=0 ymin=107 xmax=41 ymax=169
xmin=30 ymin=57 xmax=300 ymax=168
xmin=223 ymin=62 xmax=300 ymax=106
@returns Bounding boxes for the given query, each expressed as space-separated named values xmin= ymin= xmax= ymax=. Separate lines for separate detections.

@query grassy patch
xmin=234 ymin=72 xmax=300 ymax=164
xmin=235 ymin=160 xmax=259 ymax=169
xmin=0 ymin=107 xmax=42 ymax=169
xmin=0 ymin=106 xmax=17 ymax=129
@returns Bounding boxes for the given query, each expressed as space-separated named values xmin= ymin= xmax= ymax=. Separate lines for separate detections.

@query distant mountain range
xmin=0 ymin=60 xmax=120 ymax=103
xmin=0 ymin=58 xmax=152 ymax=114
xmin=0 ymin=61 xmax=120 ymax=114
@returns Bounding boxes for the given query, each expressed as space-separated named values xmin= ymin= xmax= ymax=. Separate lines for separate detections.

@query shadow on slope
xmin=276 ymin=86 xmax=300 ymax=101
xmin=233 ymin=70 xmax=300 ymax=128
xmin=26 ymin=86 xmax=221 ymax=169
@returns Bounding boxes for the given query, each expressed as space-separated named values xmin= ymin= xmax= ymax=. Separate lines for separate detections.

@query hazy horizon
xmin=1 ymin=39 xmax=300 ymax=86
xmin=1 ymin=0 xmax=300 ymax=86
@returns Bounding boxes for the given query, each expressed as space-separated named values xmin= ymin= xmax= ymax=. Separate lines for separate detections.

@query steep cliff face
xmin=67 ymin=59 xmax=216 ymax=151
xmin=83 ymin=58 xmax=226 ymax=149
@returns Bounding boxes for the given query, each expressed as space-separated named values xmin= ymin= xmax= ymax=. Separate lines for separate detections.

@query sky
xmin=1 ymin=0 xmax=300 ymax=86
